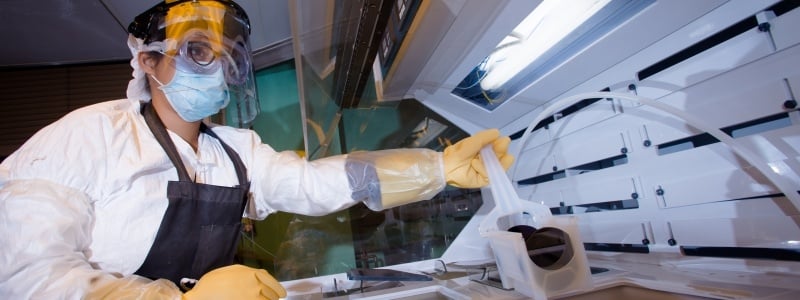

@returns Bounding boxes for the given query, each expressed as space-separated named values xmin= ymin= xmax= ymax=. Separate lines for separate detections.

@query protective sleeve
xmin=0 ymin=179 xmax=183 ymax=299
xmin=240 ymin=127 xmax=446 ymax=217
xmin=0 ymin=101 xmax=186 ymax=299
xmin=346 ymin=149 xmax=446 ymax=211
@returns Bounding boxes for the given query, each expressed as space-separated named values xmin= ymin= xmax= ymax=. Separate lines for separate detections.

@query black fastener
xmin=784 ymin=100 xmax=797 ymax=110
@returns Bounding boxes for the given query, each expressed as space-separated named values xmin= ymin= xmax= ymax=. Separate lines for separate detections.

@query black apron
xmin=134 ymin=103 xmax=250 ymax=287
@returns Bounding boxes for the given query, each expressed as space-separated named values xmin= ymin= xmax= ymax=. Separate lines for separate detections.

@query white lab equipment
xmin=479 ymin=144 xmax=593 ymax=299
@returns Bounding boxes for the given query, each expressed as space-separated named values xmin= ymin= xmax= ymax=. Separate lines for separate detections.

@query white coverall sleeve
xmin=0 ymin=179 xmax=182 ymax=299
xmin=0 ymin=104 xmax=183 ymax=299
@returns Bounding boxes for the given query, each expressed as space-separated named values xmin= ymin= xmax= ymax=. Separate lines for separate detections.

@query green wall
xmin=250 ymin=60 xmax=305 ymax=151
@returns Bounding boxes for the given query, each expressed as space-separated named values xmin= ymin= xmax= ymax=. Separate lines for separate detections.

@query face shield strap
xmin=128 ymin=0 xmax=251 ymax=45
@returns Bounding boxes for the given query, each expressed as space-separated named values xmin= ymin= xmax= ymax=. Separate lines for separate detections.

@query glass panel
xmin=233 ymin=0 xmax=484 ymax=282
xmin=291 ymin=0 xmax=342 ymax=160
xmin=352 ymin=187 xmax=484 ymax=268
xmin=223 ymin=60 xmax=304 ymax=148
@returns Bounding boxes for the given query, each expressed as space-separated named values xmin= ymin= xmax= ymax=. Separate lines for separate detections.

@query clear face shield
xmin=129 ymin=0 xmax=259 ymax=127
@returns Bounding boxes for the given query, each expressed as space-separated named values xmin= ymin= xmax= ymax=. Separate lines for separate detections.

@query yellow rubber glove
xmin=443 ymin=129 xmax=514 ymax=188
xmin=182 ymin=264 xmax=287 ymax=300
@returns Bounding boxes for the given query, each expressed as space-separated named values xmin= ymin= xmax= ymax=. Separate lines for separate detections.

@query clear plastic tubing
xmin=509 ymin=91 xmax=800 ymax=212
xmin=480 ymin=146 xmax=522 ymax=216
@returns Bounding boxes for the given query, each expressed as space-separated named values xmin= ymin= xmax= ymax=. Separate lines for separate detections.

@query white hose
xmin=510 ymin=92 xmax=800 ymax=211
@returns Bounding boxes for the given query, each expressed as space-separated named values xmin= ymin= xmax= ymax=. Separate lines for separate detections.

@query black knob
xmin=668 ymin=238 xmax=677 ymax=246
xmin=643 ymin=140 xmax=651 ymax=147
xmin=642 ymin=238 xmax=650 ymax=245
xmin=656 ymin=188 xmax=664 ymax=196
xmin=621 ymin=147 xmax=628 ymax=154
xmin=784 ymin=100 xmax=797 ymax=110
xmin=631 ymin=192 xmax=639 ymax=200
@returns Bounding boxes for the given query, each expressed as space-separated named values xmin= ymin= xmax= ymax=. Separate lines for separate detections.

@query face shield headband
xmin=129 ymin=0 xmax=259 ymax=127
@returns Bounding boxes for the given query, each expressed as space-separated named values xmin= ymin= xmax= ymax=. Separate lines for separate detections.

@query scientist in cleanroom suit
xmin=0 ymin=0 xmax=513 ymax=299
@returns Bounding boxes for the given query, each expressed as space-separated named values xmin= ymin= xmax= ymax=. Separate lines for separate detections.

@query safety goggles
xmin=168 ymin=30 xmax=252 ymax=85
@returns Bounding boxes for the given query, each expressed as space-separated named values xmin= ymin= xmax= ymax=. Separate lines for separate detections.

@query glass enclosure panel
xmin=233 ymin=0 xmax=483 ymax=282
xmin=291 ymin=0 xmax=341 ymax=160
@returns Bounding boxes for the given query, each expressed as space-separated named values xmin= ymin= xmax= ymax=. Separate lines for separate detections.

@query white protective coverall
xmin=0 ymin=98 xmax=445 ymax=299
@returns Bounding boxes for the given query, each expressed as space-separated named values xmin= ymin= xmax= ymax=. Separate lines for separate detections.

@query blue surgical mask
xmin=151 ymin=68 xmax=229 ymax=122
